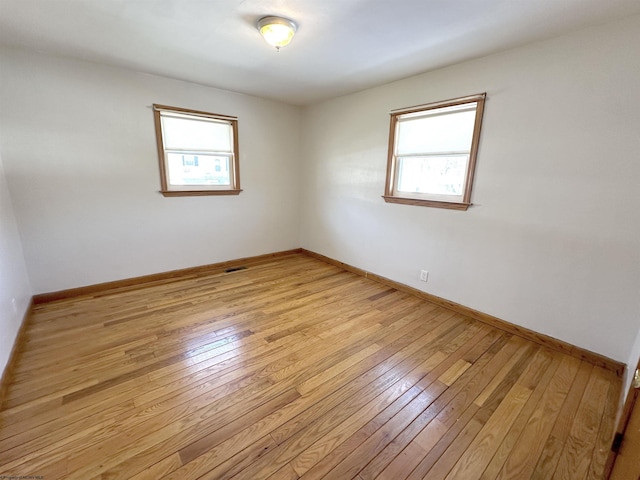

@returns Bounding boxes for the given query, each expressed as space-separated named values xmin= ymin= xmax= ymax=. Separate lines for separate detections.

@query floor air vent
xmin=225 ymin=266 xmax=248 ymax=273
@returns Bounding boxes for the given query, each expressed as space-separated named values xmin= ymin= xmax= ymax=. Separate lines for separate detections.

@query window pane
xmin=396 ymin=107 xmax=476 ymax=155
xmin=162 ymin=115 xmax=232 ymax=152
xmin=167 ymin=153 xmax=231 ymax=186
xmin=397 ymin=155 xmax=468 ymax=196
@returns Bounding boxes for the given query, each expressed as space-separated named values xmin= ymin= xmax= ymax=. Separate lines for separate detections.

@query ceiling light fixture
xmin=257 ymin=16 xmax=297 ymax=52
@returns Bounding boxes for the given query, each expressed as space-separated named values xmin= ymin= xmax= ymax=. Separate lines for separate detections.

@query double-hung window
xmin=153 ymin=104 xmax=241 ymax=196
xmin=384 ymin=93 xmax=486 ymax=210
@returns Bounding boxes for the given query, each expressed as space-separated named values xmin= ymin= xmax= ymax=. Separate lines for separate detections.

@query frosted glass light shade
xmin=257 ymin=16 xmax=297 ymax=49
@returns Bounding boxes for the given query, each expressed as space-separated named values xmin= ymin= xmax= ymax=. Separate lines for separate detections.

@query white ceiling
xmin=2 ymin=0 xmax=640 ymax=105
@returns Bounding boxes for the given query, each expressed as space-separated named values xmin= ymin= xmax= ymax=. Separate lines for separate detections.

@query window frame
xmin=153 ymin=104 xmax=241 ymax=197
xmin=383 ymin=93 xmax=486 ymax=211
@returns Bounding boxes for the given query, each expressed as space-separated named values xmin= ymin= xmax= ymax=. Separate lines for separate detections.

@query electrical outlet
xmin=419 ymin=270 xmax=429 ymax=282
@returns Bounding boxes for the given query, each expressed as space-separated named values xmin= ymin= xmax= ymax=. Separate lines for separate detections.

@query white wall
xmin=300 ymin=16 xmax=640 ymax=363
xmin=0 ymin=151 xmax=32 ymax=377
xmin=616 ymin=320 xmax=640 ymax=424
xmin=624 ymin=325 xmax=640 ymax=392
xmin=0 ymin=47 xmax=302 ymax=293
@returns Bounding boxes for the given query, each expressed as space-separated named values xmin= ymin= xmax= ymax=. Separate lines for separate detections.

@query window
xmin=153 ymin=104 xmax=241 ymax=196
xmin=383 ymin=93 xmax=486 ymax=210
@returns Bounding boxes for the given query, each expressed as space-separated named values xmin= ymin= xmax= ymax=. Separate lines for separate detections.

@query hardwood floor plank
xmin=50 ymin=330 xmax=252 ymax=406
xmin=434 ymin=347 xmax=549 ymax=480
xmin=0 ymin=399 xmax=134 ymax=465
xmin=325 ymin=385 xmax=445 ymax=480
xmin=443 ymin=385 xmax=532 ymax=480
xmin=0 ymin=254 xmax=620 ymax=480
xmin=362 ymin=331 xmax=511 ymax=480
xmin=377 ymin=419 xmax=447 ymax=480
xmin=290 ymin=352 xmax=450 ymax=477
xmin=479 ymin=349 xmax=559 ymax=480
xmin=355 ymin=328 xmax=499 ymax=480
xmin=530 ymin=361 xmax=594 ymax=480
xmin=142 ymin=329 xmax=458 ymax=479
xmin=232 ymin=325 xmax=481 ymax=480
xmin=224 ymin=325 xmax=476 ymax=479
xmin=297 ymin=328 xmax=491 ymax=480
xmin=552 ymin=364 xmax=613 ymax=479
xmin=183 ymin=435 xmax=278 ymax=480
xmin=267 ymin=463 xmax=301 ymax=480
xmin=269 ymin=315 xmax=465 ymax=446
xmin=3 ymin=280 xmax=385 ymax=432
xmin=404 ymin=340 xmax=538 ymax=480
xmin=70 ymin=388 xmax=301 ymax=480
xmin=407 ymin=404 xmax=485 ymax=480
xmin=295 ymin=343 xmax=383 ymax=396
xmin=128 ymin=453 xmax=183 ymax=480
xmin=494 ymin=355 xmax=581 ymax=480
xmin=91 ymin=310 xmax=465 ymax=479
xmin=587 ymin=370 xmax=620 ymax=480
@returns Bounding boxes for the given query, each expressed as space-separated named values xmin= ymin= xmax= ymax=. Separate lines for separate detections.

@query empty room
xmin=1 ymin=1 xmax=640 ymax=479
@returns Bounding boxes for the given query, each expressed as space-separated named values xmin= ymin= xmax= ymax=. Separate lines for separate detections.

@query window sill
xmin=161 ymin=189 xmax=243 ymax=197
xmin=382 ymin=195 xmax=471 ymax=211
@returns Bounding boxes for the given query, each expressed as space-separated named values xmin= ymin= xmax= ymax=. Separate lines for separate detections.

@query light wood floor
xmin=0 ymin=253 xmax=621 ymax=479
